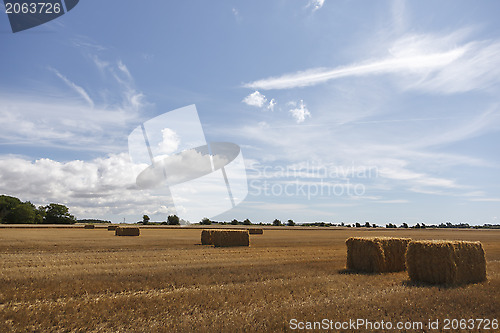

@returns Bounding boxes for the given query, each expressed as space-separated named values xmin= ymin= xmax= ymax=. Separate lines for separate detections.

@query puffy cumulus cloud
xmin=157 ymin=128 xmax=180 ymax=155
xmin=0 ymin=153 xmax=180 ymax=220
xmin=242 ymin=91 xmax=278 ymax=111
xmin=289 ymin=100 xmax=311 ymax=123
xmin=0 ymin=153 xmax=139 ymax=201
xmin=242 ymin=90 xmax=267 ymax=108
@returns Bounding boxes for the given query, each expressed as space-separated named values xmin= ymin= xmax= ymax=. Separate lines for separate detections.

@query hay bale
xmin=212 ymin=230 xmax=249 ymax=247
xmin=248 ymin=228 xmax=263 ymax=235
xmin=346 ymin=237 xmax=411 ymax=273
xmin=107 ymin=225 xmax=118 ymax=231
xmin=84 ymin=224 xmax=95 ymax=229
xmin=201 ymin=229 xmax=214 ymax=245
xmin=115 ymin=227 xmax=140 ymax=236
xmin=406 ymin=240 xmax=486 ymax=285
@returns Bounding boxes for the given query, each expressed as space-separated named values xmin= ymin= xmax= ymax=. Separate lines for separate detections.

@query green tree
xmin=231 ymin=219 xmax=239 ymax=225
xmin=0 ymin=195 xmax=22 ymax=223
xmin=35 ymin=206 xmax=45 ymax=224
xmin=10 ymin=202 xmax=36 ymax=224
xmin=43 ymin=203 xmax=76 ymax=224
xmin=287 ymin=219 xmax=295 ymax=226
xmin=200 ymin=217 xmax=212 ymax=225
xmin=142 ymin=215 xmax=150 ymax=224
xmin=272 ymin=219 xmax=282 ymax=226
xmin=167 ymin=215 xmax=180 ymax=225
xmin=243 ymin=218 xmax=251 ymax=225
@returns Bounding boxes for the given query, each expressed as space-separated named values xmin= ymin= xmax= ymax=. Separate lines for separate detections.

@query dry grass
xmin=406 ymin=240 xmax=487 ymax=285
xmin=0 ymin=227 xmax=498 ymax=332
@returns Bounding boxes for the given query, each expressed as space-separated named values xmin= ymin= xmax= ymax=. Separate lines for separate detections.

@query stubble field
xmin=0 ymin=226 xmax=499 ymax=332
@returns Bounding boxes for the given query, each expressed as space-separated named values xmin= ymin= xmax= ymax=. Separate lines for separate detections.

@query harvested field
xmin=0 ymin=227 xmax=498 ymax=332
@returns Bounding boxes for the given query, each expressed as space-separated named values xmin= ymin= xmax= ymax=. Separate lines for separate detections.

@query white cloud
xmin=117 ymin=60 xmax=133 ymax=81
xmin=289 ymin=100 xmax=311 ymax=123
xmin=0 ymin=58 xmax=148 ymax=152
xmin=307 ymin=0 xmax=325 ymax=12
xmin=50 ymin=68 xmax=94 ymax=108
xmin=0 ymin=153 xmax=179 ymax=221
xmin=90 ymin=55 xmax=109 ymax=73
xmin=268 ymin=98 xmax=277 ymax=111
xmin=157 ymin=128 xmax=180 ymax=155
xmin=244 ymin=30 xmax=500 ymax=93
xmin=242 ymin=90 xmax=267 ymax=107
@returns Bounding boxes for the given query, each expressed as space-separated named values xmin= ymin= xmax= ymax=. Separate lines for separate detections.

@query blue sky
xmin=1 ymin=0 xmax=499 ymax=225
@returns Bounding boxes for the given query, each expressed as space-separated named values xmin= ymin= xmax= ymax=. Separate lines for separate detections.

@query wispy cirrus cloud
xmin=49 ymin=67 xmax=94 ymax=108
xmin=1 ymin=58 xmax=147 ymax=152
xmin=306 ymin=0 xmax=325 ymax=12
xmin=244 ymin=29 xmax=500 ymax=93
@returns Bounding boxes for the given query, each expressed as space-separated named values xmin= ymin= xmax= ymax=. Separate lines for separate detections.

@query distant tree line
xmin=194 ymin=216 xmax=500 ymax=229
xmin=139 ymin=214 xmax=182 ymax=225
xmin=78 ymin=219 xmax=111 ymax=224
xmin=0 ymin=195 xmax=76 ymax=224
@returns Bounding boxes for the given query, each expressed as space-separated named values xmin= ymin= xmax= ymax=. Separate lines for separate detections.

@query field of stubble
xmin=0 ymin=226 xmax=499 ymax=332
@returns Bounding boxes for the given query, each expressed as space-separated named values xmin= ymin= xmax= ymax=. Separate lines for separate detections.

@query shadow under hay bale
xmin=107 ymin=225 xmax=118 ymax=231
xmin=346 ymin=237 xmax=411 ymax=273
xmin=248 ymin=228 xmax=264 ymax=235
xmin=201 ymin=229 xmax=214 ymax=245
xmin=84 ymin=225 xmax=95 ymax=229
xmin=115 ymin=227 xmax=140 ymax=236
xmin=212 ymin=230 xmax=249 ymax=247
xmin=406 ymin=240 xmax=486 ymax=285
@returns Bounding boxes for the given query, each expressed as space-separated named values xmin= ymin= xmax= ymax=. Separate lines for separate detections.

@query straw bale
xmin=84 ymin=224 xmax=95 ymax=229
xmin=107 ymin=225 xmax=118 ymax=231
xmin=115 ymin=227 xmax=140 ymax=236
xmin=406 ymin=240 xmax=486 ymax=285
xmin=248 ymin=228 xmax=264 ymax=235
xmin=346 ymin=237 xmax=411 ymax=273
xmin=201 ymin=229 xmax=214 ymax=245
xmin=212 ymin=230 xmax=249 ymax=247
